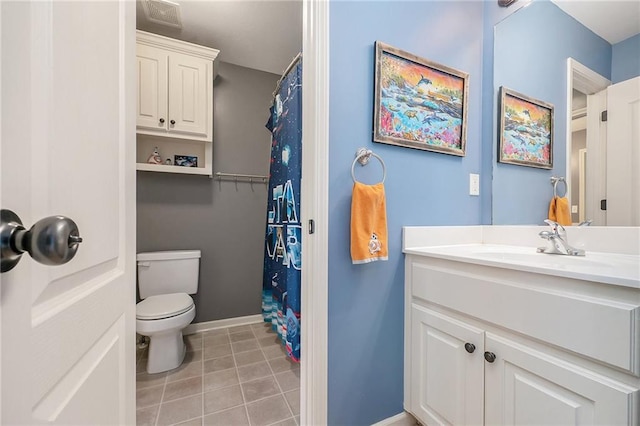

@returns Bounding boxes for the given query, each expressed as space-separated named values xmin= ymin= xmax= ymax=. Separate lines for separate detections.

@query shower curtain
xmin=262 ymin=56 xmax=302 ymax=362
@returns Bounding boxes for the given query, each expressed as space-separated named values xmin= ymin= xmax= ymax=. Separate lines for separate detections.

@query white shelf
xmin=136 ymin=163 xmax=212 ymax=176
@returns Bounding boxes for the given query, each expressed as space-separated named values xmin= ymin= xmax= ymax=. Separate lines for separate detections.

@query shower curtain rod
xmin=273 ymin=52 xmax=302 ymax=98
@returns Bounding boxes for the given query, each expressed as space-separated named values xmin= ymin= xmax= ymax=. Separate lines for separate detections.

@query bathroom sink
xmin=404 ymin=243 xmax=640 ymax=288
xmin=470 ymin=250 xmax=612 ymax=269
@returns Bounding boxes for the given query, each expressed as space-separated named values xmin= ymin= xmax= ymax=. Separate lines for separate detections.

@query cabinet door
xmin=168 ymin=52 xmax=211 ymax=139
xmin=410 ymin=305 xmax=484 ymax=426
xmin=485 ymin=333 xmax=638 ymax=425
xmin=136 ymin=44 xmax=168 ymax=132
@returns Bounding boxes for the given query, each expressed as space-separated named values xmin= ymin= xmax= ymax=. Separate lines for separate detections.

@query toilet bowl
xmin=136 ymin=250 xmax=201 ymax=374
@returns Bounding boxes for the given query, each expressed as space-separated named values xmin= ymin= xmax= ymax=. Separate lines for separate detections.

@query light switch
xmin=469 ymin=174 xmax=480 ymax=196
xmin=571 ymin=205 xmax=578 ymax=214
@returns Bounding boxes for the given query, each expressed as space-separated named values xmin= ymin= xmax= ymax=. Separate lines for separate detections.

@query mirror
xmin=492 ymin=0 xmax=639 ymax=225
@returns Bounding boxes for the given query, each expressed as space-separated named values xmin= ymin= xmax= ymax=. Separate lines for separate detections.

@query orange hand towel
xmin=548 ymin=196 xmax=572 ymax=226
xmin=351 ymin=182 xmax=388 ymax=264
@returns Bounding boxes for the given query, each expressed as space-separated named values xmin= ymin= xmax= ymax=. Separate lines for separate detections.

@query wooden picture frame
xmin=373 ymin=41 xmax=469 ymax=156
xmin=498 ymin=86 xmax=554 ymax=169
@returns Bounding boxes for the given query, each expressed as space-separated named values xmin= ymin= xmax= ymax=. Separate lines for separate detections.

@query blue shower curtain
xmin=262 ymin=57 xmax=302 ymax=362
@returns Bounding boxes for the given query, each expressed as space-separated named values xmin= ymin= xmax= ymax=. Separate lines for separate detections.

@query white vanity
xmin=403 ymin=226 xmax=640 ymax=425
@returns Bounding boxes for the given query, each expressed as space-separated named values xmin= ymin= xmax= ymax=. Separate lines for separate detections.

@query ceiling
xmin=136 ymin=0 xmax=302 ymax=76
xmin=136 ymin=1 xmax=638 ymax=76
xmin=550 ymin=0 xmax=640 ymax=44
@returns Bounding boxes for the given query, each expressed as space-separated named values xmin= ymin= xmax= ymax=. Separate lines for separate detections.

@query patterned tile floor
xmin=136 ymin=322 xmax=300 ymax=426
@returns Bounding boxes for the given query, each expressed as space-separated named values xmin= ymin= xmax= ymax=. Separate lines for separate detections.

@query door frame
xmin=300 ymin=0 xmax=329 ymax=424
xmin=565 ymin=58 xmax=610 ymax=224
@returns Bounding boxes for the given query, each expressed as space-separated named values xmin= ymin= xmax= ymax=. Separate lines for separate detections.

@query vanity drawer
xmin=410 ymin=260 xmax=640 ymax=375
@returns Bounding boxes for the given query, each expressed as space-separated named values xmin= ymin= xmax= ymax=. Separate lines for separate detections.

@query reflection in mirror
xmin=492 ymin=0 xmax=640 ymax=226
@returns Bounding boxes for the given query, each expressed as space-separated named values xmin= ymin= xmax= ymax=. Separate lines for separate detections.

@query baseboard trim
xmin=183 ymin=314 xmax=264 ymax=335
xmin=372 ymin=411 xmax=417 ymax=426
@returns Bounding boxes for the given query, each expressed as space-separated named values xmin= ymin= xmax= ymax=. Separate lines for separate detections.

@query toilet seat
xmin=136 ymin=293 xmax=194 ymax=320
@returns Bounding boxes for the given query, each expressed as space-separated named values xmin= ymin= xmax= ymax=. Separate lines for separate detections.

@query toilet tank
xmin=137 ymin=250 xmax=201 ymax=299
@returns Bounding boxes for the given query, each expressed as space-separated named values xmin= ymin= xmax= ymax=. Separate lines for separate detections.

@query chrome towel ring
xmin=550 ymin=176 xmax=567 ymax=198
xmin=351 ymin=148 xmax=386 ymax=184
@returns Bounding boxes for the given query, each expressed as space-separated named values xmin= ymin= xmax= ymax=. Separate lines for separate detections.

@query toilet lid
xmin=136 ymin=293 xmax=194 ymax=320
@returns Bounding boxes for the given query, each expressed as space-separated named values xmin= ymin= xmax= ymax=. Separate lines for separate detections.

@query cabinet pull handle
xmin=484 ymin=351 xmax=496 ymax=363
xmin=170 ymin=119 xmax=176 ymax=125
xmin=464 ymin=343 xmax=476 ymax=354
xmin=159 ymin=118 xmax=165 ymax=124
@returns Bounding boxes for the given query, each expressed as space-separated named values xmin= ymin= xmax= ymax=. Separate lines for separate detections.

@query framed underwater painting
xmin=498 ymin=86 xmax=553 ymax=169
xmin=373 ymin=41 xmax=469 ymax=156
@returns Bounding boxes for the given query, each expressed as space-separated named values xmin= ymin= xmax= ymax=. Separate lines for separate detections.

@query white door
xmin=168 ymin=52 xmax=211 ymax=139
xmin=484 ymin=334 xmax=637 ymax=425
xmin=1 ymin=1 xmax=136 ymax=425
xmin=410 ymin=305 xmax=484 ymax=426
xmin=137 ymin=44 xmax=169 ymax=133
xmin=586 ymin=76 xmax=640 ymax=226
xmin=606 ymin=77 xmax=640 ymax=226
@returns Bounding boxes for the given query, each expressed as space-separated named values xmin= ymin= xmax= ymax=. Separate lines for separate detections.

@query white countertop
xmin=404 ymin=243 xmax=640 ymax=288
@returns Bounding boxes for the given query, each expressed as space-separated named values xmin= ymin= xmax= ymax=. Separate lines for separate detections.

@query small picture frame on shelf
xmin=174 ymin=155 xmax=198 ymax=168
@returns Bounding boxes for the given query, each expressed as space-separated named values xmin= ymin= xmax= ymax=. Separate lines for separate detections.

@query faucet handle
xmin=543 ymin=219 xmax=565 ymax=236
xmin=578 ymin=219 xmax=592 ymax=226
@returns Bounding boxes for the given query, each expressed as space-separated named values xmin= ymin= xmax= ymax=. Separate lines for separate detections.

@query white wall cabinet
xmin=404 ymin=255 xmax=640 ymax=425
xmin=136 ymin=31 xmax=219 ymax=176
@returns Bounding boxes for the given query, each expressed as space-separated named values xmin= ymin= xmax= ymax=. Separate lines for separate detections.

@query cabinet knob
xmin=484 ymin=351 xmax=496 ymax=363
xmin=159 ymin=118 xmax=165 ymax=124
xmin=170 ymin=119 xmax=176 ymax=125
xmin=464 ymin=343 xmax=476 ymax=354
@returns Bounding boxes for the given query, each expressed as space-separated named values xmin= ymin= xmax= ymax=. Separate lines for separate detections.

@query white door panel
xmin=169 ymin=52 xmax=210 ymax=137
xmin=1 ymin=1 xmax=136 ymax=424
xmin=137 ymin=44 xmax=168 ymax=132
xmin=410 ymin=305 xmax=484 ymax=426
xmin=485 ymin=333 xmax=637 ymax=425
xmin=607 ymin=77 xmax=640 ymax=226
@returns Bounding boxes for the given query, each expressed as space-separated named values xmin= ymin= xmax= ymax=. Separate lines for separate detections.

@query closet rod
xmin=215 ymin=172 xmax=268 ymax=183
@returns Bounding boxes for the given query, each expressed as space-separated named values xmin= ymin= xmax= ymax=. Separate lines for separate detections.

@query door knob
xmin=464 ymin=343 xmax=476 ymax=353
xmin=484 ymin=351 xmax=497 ymax=363
xmin=1 ymin=209 xmax=83 ymax=273
xmin=159 ymin=118 xmax=165 ymax=124
xmin=170 ymin=119 xmax=176 ymax=125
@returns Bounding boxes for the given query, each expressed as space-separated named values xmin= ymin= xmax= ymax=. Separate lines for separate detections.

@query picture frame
xmin=498 ymin=86 xmax=554 ymax=169
xmin=174 ymin=155 xmax=198 ymax=167
xmin=373 ymin=41 xmax=469 ymax=156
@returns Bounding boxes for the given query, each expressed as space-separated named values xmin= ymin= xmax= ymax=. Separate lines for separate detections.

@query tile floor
xmin=136 ymin=322 xmax=300 ymax=426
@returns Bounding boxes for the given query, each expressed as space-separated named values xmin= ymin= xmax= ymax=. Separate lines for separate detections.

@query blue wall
xmin=329 ymin=2 xmax=484 ymax=424
xmin=612 ymin=33 xmax=640 ymax=84
xmin=491 ymin=1 xmax=611 ymax=224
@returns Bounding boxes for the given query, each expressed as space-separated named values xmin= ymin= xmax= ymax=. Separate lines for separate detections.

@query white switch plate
xmin=571 ymin=205 xmax=578 ymax=213
xmin=469 ymin=173 xmax=480 ymax=196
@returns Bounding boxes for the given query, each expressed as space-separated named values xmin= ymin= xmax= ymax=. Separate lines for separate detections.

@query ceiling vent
xmin=141 ymin=0 xmax=183 ymax=29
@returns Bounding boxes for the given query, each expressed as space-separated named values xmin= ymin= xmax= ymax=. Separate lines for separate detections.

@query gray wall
xmin=571 ymin=129 xmax=586 ymax=223
xmin=137 ymin=62 xmax=278 ymax=323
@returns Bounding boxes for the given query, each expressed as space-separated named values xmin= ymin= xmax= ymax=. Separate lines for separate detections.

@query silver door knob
xmin=1 ymin=209 xmax=83 ymax=273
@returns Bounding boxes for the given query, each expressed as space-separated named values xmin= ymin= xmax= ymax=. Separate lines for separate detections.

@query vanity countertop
xmin=404 ymin=243 xmax=640 ymax=289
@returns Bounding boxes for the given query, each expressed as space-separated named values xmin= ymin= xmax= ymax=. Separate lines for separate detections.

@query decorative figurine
xmin=147 ymin=147 xmax=162 ymax=165
xmin=165 ymin=158 xmax=172 ymax=166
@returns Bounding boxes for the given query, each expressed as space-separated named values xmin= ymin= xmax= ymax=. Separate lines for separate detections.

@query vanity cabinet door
xmin=410 ymin=305 xmax=484 ymax=426
xmin=485 ymin=333 xmax=638 ymax=425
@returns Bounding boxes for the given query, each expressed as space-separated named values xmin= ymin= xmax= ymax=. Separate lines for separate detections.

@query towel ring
xmin=551 ymin=176 xmax=567 ymax=198
xmin=351 ymin=148 xmax=386 ymax=184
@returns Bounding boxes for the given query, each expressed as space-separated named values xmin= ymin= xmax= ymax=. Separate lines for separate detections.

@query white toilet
xmin=136 ymin=250 xmax=201 ymax=374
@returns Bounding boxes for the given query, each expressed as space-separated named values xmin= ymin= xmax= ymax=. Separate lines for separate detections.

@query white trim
xmin=182 ymin=314 xmax=263 ymax=335
xmin=301 ymin=0 xmax=329 ymax=425
xmin=566 ymin=58 xmax=610 ymax=217
xmin=371 ymin=411 xmax=417 ymax=426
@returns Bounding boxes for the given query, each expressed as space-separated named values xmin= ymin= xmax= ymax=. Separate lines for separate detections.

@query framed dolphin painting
xmin=373 ymin=41 xmax=469 ymax=156
xmin=498 ymin=86 xmax=553 ymax=169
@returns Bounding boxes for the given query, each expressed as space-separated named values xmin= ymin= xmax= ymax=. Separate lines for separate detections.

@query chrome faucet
xmin=537 ymin=219 xmax=585 ymax=256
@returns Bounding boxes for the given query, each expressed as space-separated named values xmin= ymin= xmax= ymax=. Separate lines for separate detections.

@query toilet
xmin=136 ymin=250 xmax=201 ymax=374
